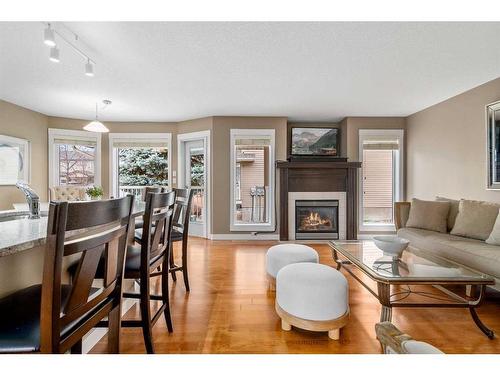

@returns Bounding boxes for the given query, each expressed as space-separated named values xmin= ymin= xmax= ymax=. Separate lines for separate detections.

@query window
xmin=48 ymin=129 xmax=101 ymax=188
xmin=109 ymin=133 xmax=172 ymax=199
xmin=359 ymin=129 xmax=404 ymax=231
xmin=230 ymin=129 xmax=275 ymax=231
xmin=0 ymin=135 xmax=30 ymax=185
xmin=486 ymin=101 xmax=500 ymax=189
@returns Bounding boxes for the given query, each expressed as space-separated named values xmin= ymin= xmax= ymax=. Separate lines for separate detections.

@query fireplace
xmin=277 ymin=160 xmax=361 ymax=240
xmin=295 ymin=200 xmax=339 ymax=240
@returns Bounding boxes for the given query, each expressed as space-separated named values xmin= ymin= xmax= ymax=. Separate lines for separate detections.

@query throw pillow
xmin=435 ymin=196 xmax=460 ymax=232
xmin=450 ymin=199 xmax=500 ymax=241
xmin=406 ymin=198 xmax=450 ymax=233
xmin=486 ymin=211 xmax=500 ymax=245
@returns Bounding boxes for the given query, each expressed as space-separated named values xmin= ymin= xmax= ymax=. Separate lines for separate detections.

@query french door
xmin=177 ymin=131 xmax=210 ymax=238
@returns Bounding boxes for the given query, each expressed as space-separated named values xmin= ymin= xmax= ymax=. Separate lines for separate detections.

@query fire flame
xmin=301 ymin=211 xmax=331 ymax=228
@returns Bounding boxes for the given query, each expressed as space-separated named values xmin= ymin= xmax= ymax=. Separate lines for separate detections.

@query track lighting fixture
xmin=49 ymin=46 xmax=60 ymax=63
xmin=42 ymin=22 xmax=97 ymax=77
xmin=43 ymin=24 xmax=56 ymax=47
xmin=85 ymin=59 xmax=94 ymax=77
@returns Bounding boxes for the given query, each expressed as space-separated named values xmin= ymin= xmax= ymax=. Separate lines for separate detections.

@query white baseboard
xmin=82 ymin=281 xmax=138 ymax=353
xmin=209 ymin=233 xmax=280 ymax=240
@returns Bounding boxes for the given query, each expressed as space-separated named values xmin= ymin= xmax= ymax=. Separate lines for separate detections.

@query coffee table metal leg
xmin=467 ymin=284 xmax=495 ymax=339
xmin=378 ymin=283 xmax=392 ymax=322
xmin=470 ymin=308 xmax=495 ymax=339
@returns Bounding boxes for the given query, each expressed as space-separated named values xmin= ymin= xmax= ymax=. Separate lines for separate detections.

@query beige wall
xmin=343 ymin=117 xmax=407 ymax=161
xmin=47 ymin=117 xmax=178 ymax=198
xmin=176 ymin=116 xmax=213 ymax=135
xmin=407 ymin=77 xmax=500 ymax=203
xmin=0 ymin=100 xmax=49 ymax=210
xmin=1 ymin=98 xmax=410 ymax=237
xmin=212 ymin=116 xmax=287 ymax=234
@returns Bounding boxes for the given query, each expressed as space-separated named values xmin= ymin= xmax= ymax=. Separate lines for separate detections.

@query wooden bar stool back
xmin=0 ymin=196 xmax=135 ymax=354
xmin=169 ymin=188 xmax=195 ymax=291
xmin=134 ymin=186 xmax=163 ymax=232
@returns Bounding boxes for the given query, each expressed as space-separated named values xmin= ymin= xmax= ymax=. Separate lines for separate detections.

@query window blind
xmin=234 ymin=138 xmax=271 ymax=146
xmin=53 ymin=137 xmax=97 ymax=147
xmin=362 ymin=140 xmax=399 ymax=150
xmin=111 ymin=139 xmax=169 ymax=148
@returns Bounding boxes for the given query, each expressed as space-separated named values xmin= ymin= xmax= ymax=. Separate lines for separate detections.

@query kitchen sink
xmin=0 ymin=212 xmax=48 ymax=222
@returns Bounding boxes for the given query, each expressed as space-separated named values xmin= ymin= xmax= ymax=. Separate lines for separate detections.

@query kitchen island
xmin=0 ymin=201 xmax=146 ymax=257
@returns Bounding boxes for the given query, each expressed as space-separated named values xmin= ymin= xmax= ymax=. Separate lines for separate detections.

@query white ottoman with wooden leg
xmin=266 ymin=244 xmax=319 ymax=291
xmin=276 ymin=262 xmax=349 ymax=340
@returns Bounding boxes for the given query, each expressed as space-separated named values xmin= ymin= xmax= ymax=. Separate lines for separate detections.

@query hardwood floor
xmin=92 ymin=238 xmax=500 ymax=354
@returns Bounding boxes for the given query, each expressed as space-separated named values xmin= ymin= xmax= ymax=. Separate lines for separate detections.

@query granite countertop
xmin=0 ymin=201 xmax=145 ymax=257
xmin=0 ymin=216 xmax=48 ymax=256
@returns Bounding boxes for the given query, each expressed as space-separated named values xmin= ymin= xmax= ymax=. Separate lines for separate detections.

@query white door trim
xmin=177 ymin=130 xmax=211 ymax=238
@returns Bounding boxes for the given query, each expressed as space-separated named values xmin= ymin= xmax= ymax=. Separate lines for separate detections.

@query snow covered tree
xmin=118 ymin=148 xmax=168 ymax=186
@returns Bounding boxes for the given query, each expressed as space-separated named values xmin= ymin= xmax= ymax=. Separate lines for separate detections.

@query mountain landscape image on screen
xmin=291 ymin=128 xmax=338 ymax=156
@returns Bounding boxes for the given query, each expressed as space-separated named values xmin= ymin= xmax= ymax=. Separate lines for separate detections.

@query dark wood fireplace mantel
xmin=277 ymin=160 xmax=362 ymax=241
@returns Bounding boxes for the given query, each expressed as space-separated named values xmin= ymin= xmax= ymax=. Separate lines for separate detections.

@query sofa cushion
xmin=398 ymin=227 xmax=500 ymax=279
xmin=486 ymin=211 xmax=500 ymax=245
xmin=405 ymin=198 xmax=450 ymax=233
xmin=435 ymin=196 xmax=460 ymax=232
xmin=450 ymin=199 xmax=500 ymax=240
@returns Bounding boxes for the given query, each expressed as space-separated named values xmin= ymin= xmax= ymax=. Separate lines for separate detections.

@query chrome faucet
xmin=15 ymin=181 xmax=40 ymax=219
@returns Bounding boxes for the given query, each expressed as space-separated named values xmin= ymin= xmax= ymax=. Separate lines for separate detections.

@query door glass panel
xmin=186 ymin=141 xmax=204 ymax=224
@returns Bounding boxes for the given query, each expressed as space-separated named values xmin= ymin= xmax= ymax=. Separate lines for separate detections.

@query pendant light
xmin=84 ymin=103 xmax=109 ymax=133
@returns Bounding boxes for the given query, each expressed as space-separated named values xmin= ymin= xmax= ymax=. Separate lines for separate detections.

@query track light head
xmin=49 ymin=46 xmax=60 ymax=63
xmin=85 ymin=60 xmax=94 ymax=77
xmin=44 ymin=24 xmax=56 ymax=47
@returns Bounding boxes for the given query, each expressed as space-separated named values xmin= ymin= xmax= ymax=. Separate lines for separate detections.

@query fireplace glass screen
xmin=295 ymin=200 xmax=339 ymax=239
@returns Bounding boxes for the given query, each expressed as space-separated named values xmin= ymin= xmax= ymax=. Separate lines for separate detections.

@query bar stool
xmin=0 ymin=196 xmax=135 ymax=353
xmin=168 ymin=188 xmax=195 ymax=291
xmin=134 ymin=188 xmax=194 ymax=292
xmin=134 ymin=186 xmax=163 ymax=231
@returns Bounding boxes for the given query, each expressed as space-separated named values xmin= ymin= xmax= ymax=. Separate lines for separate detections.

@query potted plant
xmin=86 ymin=186 xmax=104 ymax=200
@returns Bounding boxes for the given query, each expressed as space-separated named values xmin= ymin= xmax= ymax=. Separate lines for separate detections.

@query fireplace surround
xmin=277 ymin=160 xmax=361 ymax=240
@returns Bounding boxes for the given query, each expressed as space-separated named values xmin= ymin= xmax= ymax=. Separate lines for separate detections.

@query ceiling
xmin=1 ymin=22 xmax=500 ymax=122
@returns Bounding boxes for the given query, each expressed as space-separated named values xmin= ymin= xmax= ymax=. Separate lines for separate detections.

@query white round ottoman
xmin=275 ymin=262 xmax=349 ymax=340
xmin=266 ymin=244 xmax=319 ymax=290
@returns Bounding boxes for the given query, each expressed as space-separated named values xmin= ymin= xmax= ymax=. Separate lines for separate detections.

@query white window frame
xmin=177 ymin=130 xmax=211 ymax=238
xmin=108 ymin=133 xmax=172 ymax=198
xmin=358 ymin=129 xmax=404 ymax=232
xmin=0 ymin=135 xmax=30 ymax=185
xmin=48 ymin=128 xmax=101 ymax=188
xmin=230 ymin=128 xmax=275 ymax=232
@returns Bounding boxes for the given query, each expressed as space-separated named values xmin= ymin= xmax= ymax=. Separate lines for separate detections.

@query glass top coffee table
xmin=330 ymin=240 xmax=496 ymax=339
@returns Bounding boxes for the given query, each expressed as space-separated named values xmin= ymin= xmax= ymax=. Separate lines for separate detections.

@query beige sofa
xmin=395 ymin=202 xmax=500 ymax=290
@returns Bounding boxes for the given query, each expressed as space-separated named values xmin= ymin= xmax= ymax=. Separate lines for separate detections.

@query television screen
xmin=291 ymin=127 xmax=339 ymax=156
